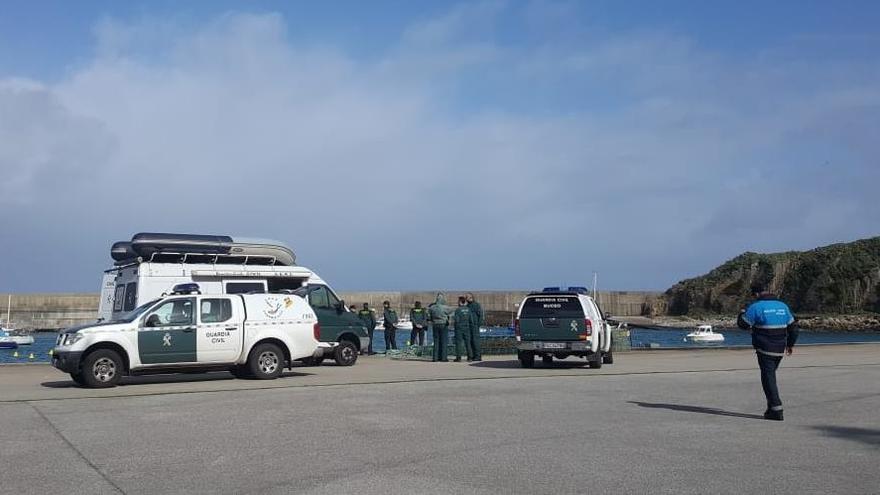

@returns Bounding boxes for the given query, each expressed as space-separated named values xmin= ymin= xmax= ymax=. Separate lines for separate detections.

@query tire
xmin=603 ymin=351 xmax=614 ymax=364
xmin=81 ymin=349 xmax=124 ymax=388
xmin=69 ymin=372 xmax=86 ymax=386
xmin=588 ymin=355 xmax=603 ymax=369
xmin=247 ymin=343 xmax=284 ymax=380
xmin=518 ymin=351 xmax=535 ymax=368
xmin=334 ymin=340 xmax=359 ymax=366
xmin=542 ymin=355 xmax=553 ymax=365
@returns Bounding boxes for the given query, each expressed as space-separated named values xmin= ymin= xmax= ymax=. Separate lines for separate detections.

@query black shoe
xmin=454 ymin=358 xmax=462 ymax=362
xmin=466 ymin=358 xmax=473 ymax=362
xmin=473 ymin=358 xmax=482 ymax=362
xmin=764 ymin=410 xmax=784 ymax=421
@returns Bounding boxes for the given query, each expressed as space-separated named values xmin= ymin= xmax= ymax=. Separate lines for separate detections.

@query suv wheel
xmin=542 ymin=355 xmax=553 ymax=365
xmin=81 ymin=349 xmax=124 ymax=388
xmin=248 ymin=343 xmax=284 ymax=380
xmin=588 ymin=355 xmax=603 ymax=369
xmin=518 ymin=351 xmax=535 ymax=368
xmin=603 ymin=351 xmax=614 ymax=364
xmin=335 ymin=340 xmax=359 ymax=366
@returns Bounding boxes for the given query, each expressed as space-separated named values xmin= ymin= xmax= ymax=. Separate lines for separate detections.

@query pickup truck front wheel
xmin=248 ymin=343 xmax=284 ymax=380
xmin=81 ymin=349 xmax=123 ymax=388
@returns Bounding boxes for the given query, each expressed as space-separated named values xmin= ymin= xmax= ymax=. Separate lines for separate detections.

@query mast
xmin=5 ymin=294 xmax=10 ymax=328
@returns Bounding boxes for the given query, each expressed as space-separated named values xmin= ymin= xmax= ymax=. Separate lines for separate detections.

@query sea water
xmin=3 ymin=328 xmax=880 ymax=364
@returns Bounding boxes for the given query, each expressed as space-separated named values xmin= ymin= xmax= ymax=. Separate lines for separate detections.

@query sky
xmin=1 ymin=1 xmax=879 ymax=293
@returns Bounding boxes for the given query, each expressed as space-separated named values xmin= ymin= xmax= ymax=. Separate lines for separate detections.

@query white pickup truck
xmin=52 ymin=283 xmax=321 ymax=388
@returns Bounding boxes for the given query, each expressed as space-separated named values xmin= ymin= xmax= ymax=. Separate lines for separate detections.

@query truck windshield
xmin=112 ymin=299 xmax=160 ymax=323
xmin=521 ymin=296 xmax=584 ymax=319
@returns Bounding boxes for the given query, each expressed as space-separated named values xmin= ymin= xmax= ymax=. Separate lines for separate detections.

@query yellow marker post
xmin=28 ymin=352 xmax=35 ymax=360
xmin=12 ymin=351 xmax=19 ymax=358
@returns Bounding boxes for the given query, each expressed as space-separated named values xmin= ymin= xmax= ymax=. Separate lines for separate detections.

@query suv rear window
xmin=521 ymin=296 xmax=584 ymax=319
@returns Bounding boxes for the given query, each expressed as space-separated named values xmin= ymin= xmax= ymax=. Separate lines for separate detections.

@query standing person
xmin=359 ymin=303 xmax=377 ymax=355
xmin=382 ymin=300 xmax=399 ymax=351
xmin=428 ymin=293 xmax=451 ymax=362
xmin=737 ymin=283 xmax=799 ymax=421
xmin=453 ymin=296 xmax=476 ymax=362
xmin=466 ymin=292 xmax=483 ymax=361
xmin=409 ymin=301 xmax=428 ymax=346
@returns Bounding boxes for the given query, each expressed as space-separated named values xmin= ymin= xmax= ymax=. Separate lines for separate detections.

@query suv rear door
xmin=519 ymin=295 xmax=586 ymax=341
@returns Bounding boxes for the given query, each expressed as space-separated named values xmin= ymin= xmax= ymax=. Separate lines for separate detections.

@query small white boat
xmin=686 ymin=325 xmax=724 ymax=343
xmin=0 ymin=328 xmax=34 ymax=346
xmin=375 ymin=317 xmax=414 ymax=332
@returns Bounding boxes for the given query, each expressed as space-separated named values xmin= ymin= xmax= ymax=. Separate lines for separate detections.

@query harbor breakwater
xmin=0 ymin=291 xmax=662 ymax=330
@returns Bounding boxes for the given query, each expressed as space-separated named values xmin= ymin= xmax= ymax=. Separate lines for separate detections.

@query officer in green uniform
xmin=453 ymin=296 xmax=476 ymax=362
xmin=428 ymin=293 xmax=451 ymax=362
xmin=409 ymin=301 xmax=428 ymax=346
xmin=466 ymin=292 xmax=483 ymax=361
xmin=382 ymin=301 xmax=399 ymax=351
xmin=358 ymin=303 xmax=377 ymax=355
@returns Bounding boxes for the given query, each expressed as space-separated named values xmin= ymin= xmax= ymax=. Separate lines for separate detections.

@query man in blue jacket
xmin=737 ymin=284 xmax=799 ymax=421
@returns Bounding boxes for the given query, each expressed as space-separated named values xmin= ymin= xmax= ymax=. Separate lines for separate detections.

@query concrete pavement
xmin=1 ymin=345 xmax=878 ymax=494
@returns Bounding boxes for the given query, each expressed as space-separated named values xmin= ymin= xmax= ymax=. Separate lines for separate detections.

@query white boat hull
xmin=686 ymin=334 xmax=725 ymax=343
xmin=0 ymin=335 xmax=34 ymax=345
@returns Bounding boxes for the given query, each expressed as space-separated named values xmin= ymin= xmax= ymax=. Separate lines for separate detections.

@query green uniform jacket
xmin=429 ymin=294 xmax=452 ymax=326
xmin=410 ymin=307 xmax=428 ymax=329
xmin=358 ymin=309 xmax=376 ymax=330
xmin=454 ymin=306 xmax=476 ymax=331
xmin=383 ymin=308 xmax=399 ymax=328
xmin=468 ymin=301 xmax=483 ymax=328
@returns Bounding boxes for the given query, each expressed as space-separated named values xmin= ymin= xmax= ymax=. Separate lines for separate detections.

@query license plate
xmin=543 ymin=343 xmax=565 ymax=349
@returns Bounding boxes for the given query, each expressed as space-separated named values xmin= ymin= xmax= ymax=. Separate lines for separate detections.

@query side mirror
xmin=336 ymin=300 xmax=346 ymax=313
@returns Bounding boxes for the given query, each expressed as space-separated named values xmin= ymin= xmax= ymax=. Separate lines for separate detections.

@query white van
xmin=52 ymin=283 xmax=321 ymax=387
xmin=98 ymin=233 xmax=369 ymax=366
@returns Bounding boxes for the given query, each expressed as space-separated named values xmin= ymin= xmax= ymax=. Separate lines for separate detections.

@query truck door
xmin=518 ymin=296 xmax=587 ymax=341
xmin=196 ymin=297 xmax=243 ymax=363
xmin=138 ymin=297 xmax=197 ymax=364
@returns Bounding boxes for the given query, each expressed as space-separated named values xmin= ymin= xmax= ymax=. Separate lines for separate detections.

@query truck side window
xmin=200 ymin=299 xmax=232 ymax=323
xmin=113 ymin=285 xmax=126 ymax=311
xmin=145 ymin=298 xmax=195 ymax=327
xmin=308 ymin=286 xmax=332 ymax=309
xmin=123 ymin=283 xmax=138 ymax=312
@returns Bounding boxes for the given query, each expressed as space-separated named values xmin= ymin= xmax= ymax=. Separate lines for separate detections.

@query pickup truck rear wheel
xmin=81 ymin=349 xmax=123 ymax=388
xmin=588 ymin=355 xmax=603 ymax=369
xmin=335 ymin=340 xmax=358 ymax=366
xmin=518 ymin=351 xmax=535 ymax=368
xmin=603 ymin=351 xmax=614 ymax=364
xmin=248 ymin=343 xmax=284 ymax=380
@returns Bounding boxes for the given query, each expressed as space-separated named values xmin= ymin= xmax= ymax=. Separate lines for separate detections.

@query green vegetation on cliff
xmin=665 ymin=237 xmax=880 ymax=316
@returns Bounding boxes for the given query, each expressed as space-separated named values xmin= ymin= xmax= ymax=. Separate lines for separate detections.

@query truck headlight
xmin=63 ymin=333 xmax=84 ymax=346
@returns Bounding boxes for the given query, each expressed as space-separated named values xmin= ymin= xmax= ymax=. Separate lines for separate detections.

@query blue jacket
xmin=737 ymin=294 xmax=798 ymax=356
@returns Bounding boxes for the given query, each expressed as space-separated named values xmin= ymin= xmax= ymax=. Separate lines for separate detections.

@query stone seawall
xmin=1 ymin=291 xmax=662 ymax=330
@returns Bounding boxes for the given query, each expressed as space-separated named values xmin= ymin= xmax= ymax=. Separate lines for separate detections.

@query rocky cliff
xmin=665 ymin=237 xmax=880 ymax=316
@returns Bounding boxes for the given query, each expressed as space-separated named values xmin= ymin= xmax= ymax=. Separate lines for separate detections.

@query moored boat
xmin=686 ymin=325 xmax=725 ymax=343
xmin=0 ymin=328 xmax=34 ymax=346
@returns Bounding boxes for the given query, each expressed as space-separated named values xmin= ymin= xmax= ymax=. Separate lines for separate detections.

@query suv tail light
xmin=579 ymin=319 xmax=593 ymax=340
xmin=313 ymin=322 xmax=321 ymax=340
xmin=514 ymin=318 xmax=521 ymax=341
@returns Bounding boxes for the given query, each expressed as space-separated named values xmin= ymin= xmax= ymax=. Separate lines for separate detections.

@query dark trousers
xmin=384 ymin=327 xmax=397 ymax=350
xmin=757 ymin=352 xmax=784 ymax=411
xmin=432 ymin=324 xmax=448 ymax=361
xmin=454 ymin=326 xmax=472 ymax=359
xmin=410 ymin=326 xmax=426 ymax=346
xmin=366 ymin=328 xmax=374 ymax=354
xmin=468 ymin=326 xmax=481 ymax=359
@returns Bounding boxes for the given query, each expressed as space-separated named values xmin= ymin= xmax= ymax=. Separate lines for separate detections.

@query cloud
xmin=0 ymin=4 xmax=878 ymax=292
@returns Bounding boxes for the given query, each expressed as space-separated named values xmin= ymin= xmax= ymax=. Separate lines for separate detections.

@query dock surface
xmin=1 ymin=345 xmax=878 ymax=494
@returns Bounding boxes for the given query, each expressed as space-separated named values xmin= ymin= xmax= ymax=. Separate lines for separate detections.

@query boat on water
xmin=375 ymin=317 xmax=414 ymax=331
xmin=686 ymin=325 xmax=725 ymax=343
xmin=0 ymin=328 xmax=34 ymax=346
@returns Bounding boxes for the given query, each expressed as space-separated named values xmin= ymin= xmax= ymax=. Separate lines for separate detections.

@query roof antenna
xmin=591 ymin=272 xmax=599 ymax=301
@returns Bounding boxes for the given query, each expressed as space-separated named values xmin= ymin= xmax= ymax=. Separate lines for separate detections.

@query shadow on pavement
xmin=812 ymin=426 xmax=880 ymax=446
xmin=629 ymin=401 xmax=765 ymax=420
xmin=41 ymin=370 xmax=313 ymax=389
xmin=469 ymin=359 xmax=588 ymax=369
